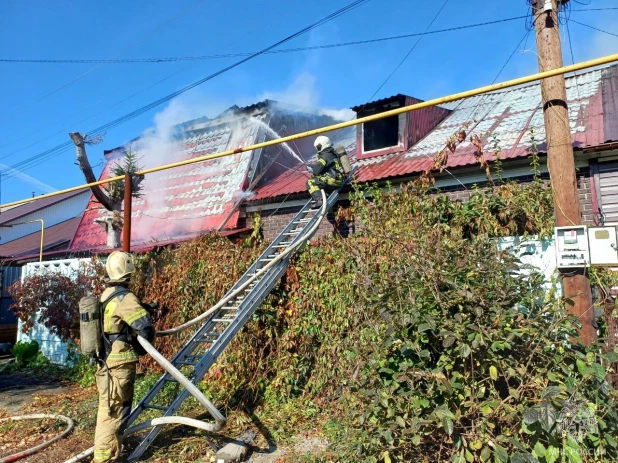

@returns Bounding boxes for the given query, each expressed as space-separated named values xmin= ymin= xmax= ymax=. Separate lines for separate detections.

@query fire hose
xmin=0 ymin=414 xmax=74 ymax=463
xmin=60 ymin=190 xmax=327 ymax=463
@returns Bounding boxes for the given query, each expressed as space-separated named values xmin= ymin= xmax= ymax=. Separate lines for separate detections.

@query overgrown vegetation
xmin=6 ymin=167 xmax=618 ymax=461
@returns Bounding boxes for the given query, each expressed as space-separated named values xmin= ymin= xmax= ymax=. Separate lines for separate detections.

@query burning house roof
xmin=70 ymin=109 xmax=265 ymax=251
xmin=69 ymin=101 xmax=345 ymax=251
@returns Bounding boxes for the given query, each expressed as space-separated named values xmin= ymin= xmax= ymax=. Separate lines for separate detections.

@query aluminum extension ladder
xmin=126 ymin=188 xmax=343 ymax=461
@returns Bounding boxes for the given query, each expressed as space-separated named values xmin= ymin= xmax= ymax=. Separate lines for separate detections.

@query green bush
xmin=11 ymin=340 xmax=41 ymax=368
xmin=64 ymin=346 xmax=97 ymax=388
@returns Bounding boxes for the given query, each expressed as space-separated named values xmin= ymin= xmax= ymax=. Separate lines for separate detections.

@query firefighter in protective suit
xmin=94 ymin=251 xmax=155 ymax=463
xmin=306 ymin=135 xmax=344 ymax=206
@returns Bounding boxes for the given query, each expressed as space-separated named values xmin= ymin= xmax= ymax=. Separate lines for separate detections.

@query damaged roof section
xmin=70 ymin=108 xmax=266 ymax=251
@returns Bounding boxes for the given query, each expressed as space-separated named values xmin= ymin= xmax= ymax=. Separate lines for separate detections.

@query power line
xmin=1 ymin=0 xmax=372 ymax=179
xmin=572 ymin=7 xmax=618 ymax=11
xmin=0 ymin=0 xmax=211 ymax=125
xmin=570 ymin=19 xmax=618 ymax=39
xmin=0 ymin=0 xmax=303 ymax=159
xmin=363 ymin=0 xmax=451 ymax=104
xmin=0 ymin=16 xmax=527 ymax=65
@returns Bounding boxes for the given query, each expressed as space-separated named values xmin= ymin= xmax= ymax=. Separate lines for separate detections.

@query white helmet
xmin=106 ymin=251 xmax=136 ymax=282
xmin=314 ymin=135 xmax=332 ymax=153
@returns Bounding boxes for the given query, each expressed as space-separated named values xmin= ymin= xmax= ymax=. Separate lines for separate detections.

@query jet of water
xmin=249 ymin=118 xmax=307 ymax=166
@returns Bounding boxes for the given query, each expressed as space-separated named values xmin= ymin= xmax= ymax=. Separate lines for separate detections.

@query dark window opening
xmin=363 ymin=115 xmax=399 ymax=152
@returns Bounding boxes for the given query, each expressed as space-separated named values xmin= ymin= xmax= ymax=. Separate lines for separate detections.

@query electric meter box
xmin=555 ymin=226 xmax=589 ymax=268
xmin=588 ymin=226 xmax=618 ymax=266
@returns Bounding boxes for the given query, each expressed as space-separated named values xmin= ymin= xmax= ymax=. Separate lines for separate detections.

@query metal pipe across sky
xmin=2 ymin=52 xmax=618 ymax=210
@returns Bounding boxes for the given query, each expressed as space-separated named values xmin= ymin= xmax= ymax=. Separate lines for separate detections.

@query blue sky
xmin=0 ymin=0 xmax=616 ymax=203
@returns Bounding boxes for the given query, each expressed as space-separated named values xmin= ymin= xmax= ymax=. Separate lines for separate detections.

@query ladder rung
xmin=283 ymin=232 xmax=300 ymax=236
xmin=213 ymin=318 xmax=235 ymax=323
xmin=143 ymin=404 xmax=168 ymax=411
xmin=272 ymin=245 xmax=289 ymax=248
xmin=176 ymin=360 xmax=199 ymax=366
xmin=294 ymin=219 xmax=311 ymax=223
xmin=222 ymin=307 xmax=238 ymax=310
xmin=259 ymin=259 xmax=274 ymax=262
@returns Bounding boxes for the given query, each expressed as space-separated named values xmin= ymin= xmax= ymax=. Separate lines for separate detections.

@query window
xmin=363 ymin=114 xmax=399 ymax=152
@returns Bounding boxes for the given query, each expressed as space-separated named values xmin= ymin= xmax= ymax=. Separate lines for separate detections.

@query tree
xmin=8 ymin=260 xmax=106 ymax=342
xmin=70 ymin=132 xmax=144 ymax=248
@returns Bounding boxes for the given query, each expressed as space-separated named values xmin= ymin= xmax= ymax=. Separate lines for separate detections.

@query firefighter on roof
xmin=94 ymin=251 xmax=155 ymax=463
xmin=306 ymin=135 xmax=345 ymax=206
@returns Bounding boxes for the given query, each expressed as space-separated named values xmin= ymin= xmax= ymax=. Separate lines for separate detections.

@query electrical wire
xmin=0 ymin=0 xmax=372 ymax=180
xmin=0 ymin=16 xmax=528 ymax=65
xmin=0 ymin=0 xmax=301 ymax=155
xmin=363 ymin=0 xmax=451 ymax=106
xmin=0 ymin=13 xmax=524 ymax=161
xmin=570 ymin=19 xmax=618 ymax=39
xmin=0 ymin=0 xmax=211 ymax=125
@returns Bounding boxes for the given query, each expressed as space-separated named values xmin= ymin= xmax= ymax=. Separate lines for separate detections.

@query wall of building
xmin=254 ymin=168 xmax=595 ymax=242
xmin=0 ymin=191 xmax=89 ymax=244
xmin=0 ymin=266 xmax=22 ymax=344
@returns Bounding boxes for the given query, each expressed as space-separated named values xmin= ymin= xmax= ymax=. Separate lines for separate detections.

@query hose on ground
xmin=61 ymin=191 xmax=327 ymax=463
xmin=0 ymin=414 xmax=74 ymax=463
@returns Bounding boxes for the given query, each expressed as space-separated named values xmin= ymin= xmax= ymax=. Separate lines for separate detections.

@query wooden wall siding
xmin=595 ymin=160 xmax=618 ymax=224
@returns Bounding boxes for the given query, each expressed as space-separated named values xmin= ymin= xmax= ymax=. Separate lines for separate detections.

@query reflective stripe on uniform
xmin=94 ymin=449 xmax=112 ymax=462
xmin=104 ymin=301 xmax=117 ymax=332
xmin=107 ymin=351 xmax=139 ymax=362
xmin=124 ymin=308 xmax=149 ymax=325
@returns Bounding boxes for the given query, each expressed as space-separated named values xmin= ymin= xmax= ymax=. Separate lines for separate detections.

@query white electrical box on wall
xmin=555 ymin=226 xmax=589 ymax=268
xmin=588 ymin=226 xmax=618 ymax=266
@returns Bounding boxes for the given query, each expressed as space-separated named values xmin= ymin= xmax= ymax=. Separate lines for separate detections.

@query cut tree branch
xmin=69 ymin=132 xmax=114 ymax=211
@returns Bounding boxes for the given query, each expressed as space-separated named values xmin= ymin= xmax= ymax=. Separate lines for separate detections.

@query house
xmin=67 ymin=64 xmax=618 ymax=249
xmin=0 ymin=190 xmax=90 ymax=344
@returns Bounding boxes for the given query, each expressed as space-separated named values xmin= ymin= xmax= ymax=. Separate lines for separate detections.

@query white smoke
xmin=259 ymin=72 xmax=355 ymax=121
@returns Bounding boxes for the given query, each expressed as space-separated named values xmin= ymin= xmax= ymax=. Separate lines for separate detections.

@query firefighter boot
xmin=311 ymin=190 xmax=323 ymax=208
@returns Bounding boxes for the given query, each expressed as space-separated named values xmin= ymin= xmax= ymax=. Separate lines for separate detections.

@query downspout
xmin=589 ymin=159 xmax=602 ymax=226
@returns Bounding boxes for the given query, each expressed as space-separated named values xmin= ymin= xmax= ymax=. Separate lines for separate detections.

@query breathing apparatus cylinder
xmin=79 ymin=296 xmax=103 ymax=358
xmin=335 ymin=146 xmax=352 ymax=174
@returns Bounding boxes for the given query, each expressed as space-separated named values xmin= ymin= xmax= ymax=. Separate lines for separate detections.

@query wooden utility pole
xmin=531 ymin=0 xmax=595 ymax=344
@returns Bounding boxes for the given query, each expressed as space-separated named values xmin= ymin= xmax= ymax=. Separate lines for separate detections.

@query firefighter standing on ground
xmin=306 ymin=135 xmax=345 ymax=206
xmin=94 ymin=251 xmax=155 ymax=463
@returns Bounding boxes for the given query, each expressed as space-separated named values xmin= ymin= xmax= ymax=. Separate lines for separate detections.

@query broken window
xmin=363 ymin=114 xmax=400 ymax=152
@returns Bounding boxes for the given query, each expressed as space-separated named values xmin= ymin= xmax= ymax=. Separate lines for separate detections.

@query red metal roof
xmin=250 ymin=65 xmax=616 ymax=202
xmin=70 ymin=117 xmax=262 ymax=251
xmin=0 ymin=217 xmax=81 ymax=258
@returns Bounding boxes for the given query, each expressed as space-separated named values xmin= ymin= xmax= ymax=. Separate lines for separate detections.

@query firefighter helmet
xmin=314 ymin=135 xmax=332 ymax=153
xmin=106 ymin=251 xmax=135 ymax=282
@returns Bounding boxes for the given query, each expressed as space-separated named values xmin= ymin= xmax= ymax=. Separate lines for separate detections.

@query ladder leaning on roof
xmin=124 ymin=182 xmax=348 ymax=461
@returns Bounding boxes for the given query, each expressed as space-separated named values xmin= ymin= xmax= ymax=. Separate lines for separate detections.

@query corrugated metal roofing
xmin=70 ymin=115 xmax=263 ymax=251
xmin=0 ymin=217 xmax=81 ymax=258
xmin=251 ymin=65 xmax=614 ymax=201
xmin=0 ymin=190 xmax=85 ymax=225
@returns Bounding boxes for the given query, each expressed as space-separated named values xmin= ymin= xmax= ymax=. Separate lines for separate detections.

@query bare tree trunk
xmin=70 ymin=132 xmax=114 ymax=210
xmin=96 ymin=209 xmax=123 ymax=249
xmin=71 ymin=132 xmax=123 ymax=248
